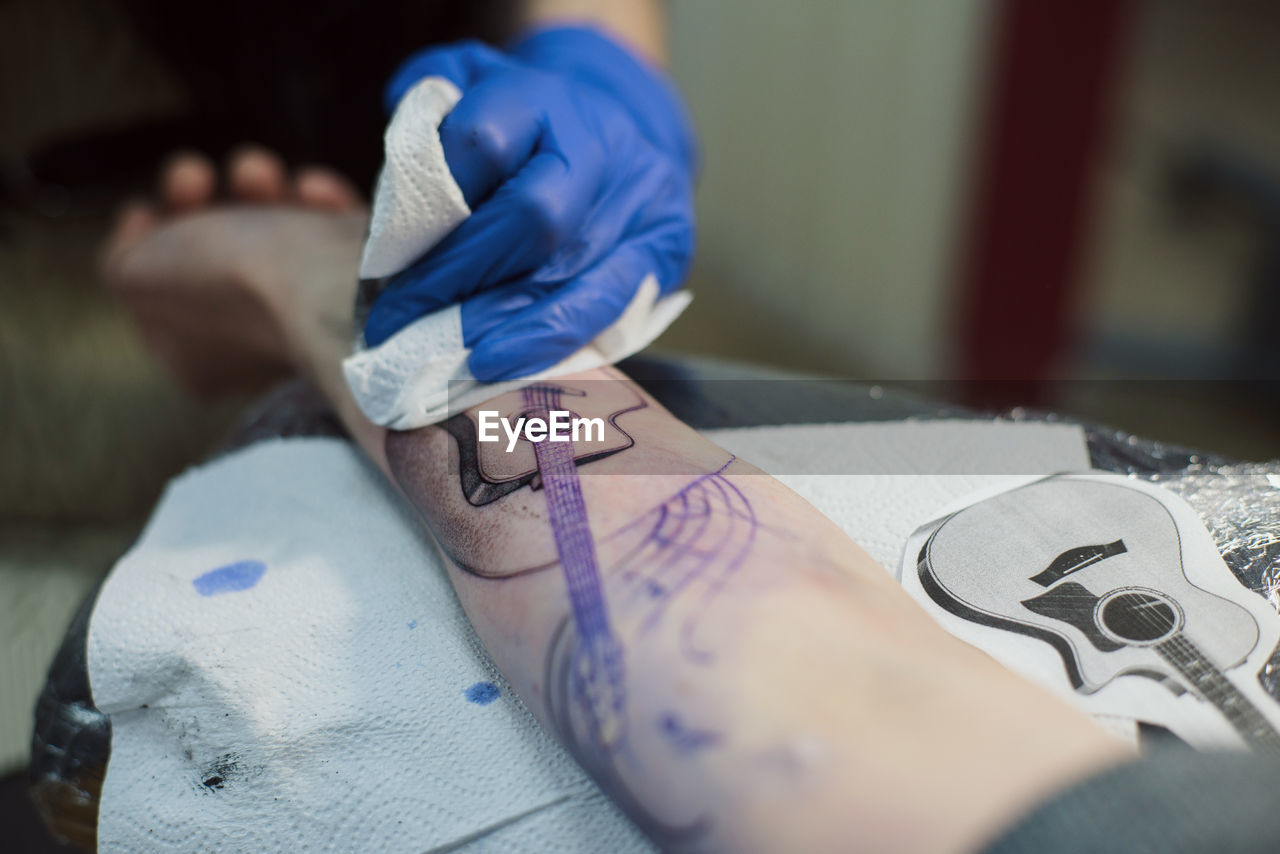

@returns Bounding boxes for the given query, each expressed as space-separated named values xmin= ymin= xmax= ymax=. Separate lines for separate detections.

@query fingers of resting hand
xmin=100 ymin=200 xmax=160 ymax=280
xmin=436 ymin=75 xmax=545 ymax=208
xmin=462 ymin=242 xmax=660 ymax=382
xmin=295 ymin=166 xmax=365 ymax=211
xmin=160 ymin=152 xmax=216 ymax=212
xmin=182 ymin=143 xmax=360 ymax=210
xmin=363 ymin=136 xmax=606 ymax=346
xmin=228 ymin=145 xmax=289 ymax=203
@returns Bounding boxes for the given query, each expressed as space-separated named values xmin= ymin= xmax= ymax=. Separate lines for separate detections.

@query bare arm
xmin=107 ymin=205 xmax=1130 ymax=852
xmin=264 ymin=214 xmax=1128 ymax=850
xmin=373 ymin=369 xmax=1127 ymax=853
xmin=523 ymin=0 xmax=669 ymax=64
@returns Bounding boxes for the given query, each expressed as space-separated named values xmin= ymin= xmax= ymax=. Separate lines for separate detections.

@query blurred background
xmin=664 ymin=0 xmax=1280 ymax=450
xmin=2 ymin=0 xmax=1280 ymax=844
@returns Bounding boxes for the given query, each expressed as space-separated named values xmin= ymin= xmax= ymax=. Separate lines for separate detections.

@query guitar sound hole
xmin=1097 ymin=590 xmax=1179 ymax=643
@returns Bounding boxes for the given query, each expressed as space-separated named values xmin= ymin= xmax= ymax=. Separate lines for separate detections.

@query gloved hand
xmin=362 ymin=26 xmax=697 ymax=382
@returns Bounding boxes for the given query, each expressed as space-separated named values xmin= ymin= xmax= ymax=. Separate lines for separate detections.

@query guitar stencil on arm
xmin=909 ymin=474 xmax=1280 ymax=752
xmin=441 ymin=381 xmax=647 ymax=507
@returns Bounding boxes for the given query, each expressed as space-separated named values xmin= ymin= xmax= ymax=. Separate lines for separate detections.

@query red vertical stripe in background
xmin=955 ymin=0 xmax=1131 ymax=397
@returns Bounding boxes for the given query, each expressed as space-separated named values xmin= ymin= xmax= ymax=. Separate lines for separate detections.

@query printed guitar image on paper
xmin=917 ymin=475 xmax=1280 ymax=752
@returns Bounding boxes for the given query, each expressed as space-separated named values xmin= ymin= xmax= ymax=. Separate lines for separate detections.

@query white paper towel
xmin=358 ymin=77 xmax=472 ymax=280
xmin=342 ymin=76 xmax=691 ymax=430
xmin=710 ymin=419 xmax=1093 ymax=572
xmin=88 ymin=439 xmax=652 ymax=853
xmin=88 ymin=419 xmax=1091 ymax=851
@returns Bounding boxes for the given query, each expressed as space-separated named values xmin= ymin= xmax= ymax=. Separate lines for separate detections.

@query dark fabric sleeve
xmin=981 ymin=748 xmax=1280 ymax=854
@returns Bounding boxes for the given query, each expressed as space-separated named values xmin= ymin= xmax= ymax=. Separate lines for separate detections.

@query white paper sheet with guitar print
xmin=900 ymin=473 xmax=1280 ymax=752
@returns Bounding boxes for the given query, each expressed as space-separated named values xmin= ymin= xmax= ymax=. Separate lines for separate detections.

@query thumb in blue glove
xmin=363 ymin=27 xmax=697 ymax=383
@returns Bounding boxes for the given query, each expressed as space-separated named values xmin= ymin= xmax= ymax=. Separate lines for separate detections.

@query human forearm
xmin=347 ymin=368 xmax=1126 ymax=853
xmin=522 ymin=0 xmax=668 ymax=64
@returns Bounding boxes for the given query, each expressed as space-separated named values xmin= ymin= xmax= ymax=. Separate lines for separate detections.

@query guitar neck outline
xmin=1156 ymin=632 xmax=1280 ymax=752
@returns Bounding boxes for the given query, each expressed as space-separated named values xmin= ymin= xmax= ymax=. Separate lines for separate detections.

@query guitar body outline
xmin=442 ymin=382 xmax=647 ymax=507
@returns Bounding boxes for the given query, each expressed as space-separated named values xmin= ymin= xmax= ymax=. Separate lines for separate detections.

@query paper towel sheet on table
xmin=88 ymin=420 xmax=1088 ymax=852
xmin=88 ymin=439 xmax=651 ymax=854
xmin=708 ymin=420 xmax=1091 ymax=573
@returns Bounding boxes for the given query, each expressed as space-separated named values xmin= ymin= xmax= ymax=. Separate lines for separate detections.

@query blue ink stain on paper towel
xmin=465 ymin=682 xmax=501 ymax=705
xmin=193 ymin=560 xmax=267 ymax=596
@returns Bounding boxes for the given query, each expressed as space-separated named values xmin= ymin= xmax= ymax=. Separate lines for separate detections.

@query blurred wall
xmin=1078 ymin=0 xmax=1280 ymax=377
xmin=663 ymin=0 xmax=993 ymax=378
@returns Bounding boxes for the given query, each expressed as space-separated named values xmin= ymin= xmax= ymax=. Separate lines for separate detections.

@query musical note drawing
xmin=434 ymin=381 xmax=759 ymax=843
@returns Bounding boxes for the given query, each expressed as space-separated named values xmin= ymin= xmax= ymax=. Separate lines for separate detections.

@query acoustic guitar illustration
xmin=442 ymin=382 xmax=646 ymax=506
xmin=916 ymin=475 xmax=1280 ymax=751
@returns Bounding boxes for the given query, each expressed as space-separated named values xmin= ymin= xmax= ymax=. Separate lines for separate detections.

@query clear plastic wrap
xmin=1145 ymin=463 xmax=1280 ymax=700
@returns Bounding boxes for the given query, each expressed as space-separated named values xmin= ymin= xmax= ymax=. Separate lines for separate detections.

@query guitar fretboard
xmin=1156 ymin=633 xmax=1280 ymax=753
xmin=524 ymin=384 xmax=627 ymax=748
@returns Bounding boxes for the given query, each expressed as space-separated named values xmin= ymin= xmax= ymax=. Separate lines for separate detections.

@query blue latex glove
xmin=363 ymin=26 xmax=697 ymax=382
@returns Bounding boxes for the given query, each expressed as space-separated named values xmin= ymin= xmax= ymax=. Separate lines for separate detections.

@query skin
xmin=103 ymin=165 xmax=1132 ymax=853
xmin=525 ymin=0 xmax=671 ymax=64
xmin=102 ymin=146 xmax=366 ymax=398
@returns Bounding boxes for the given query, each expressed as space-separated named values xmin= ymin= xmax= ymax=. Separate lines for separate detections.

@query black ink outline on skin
xmin=443 ymin=387 xmax=647 ymax=507
xmin=441 ymin=545 xmax=560 ymax=581
xmin=427 ymin=384 xmax=646 ymax=579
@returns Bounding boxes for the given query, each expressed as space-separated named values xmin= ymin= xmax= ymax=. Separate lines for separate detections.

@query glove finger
xmin=458 ymin=278 xmax=553 ymax=344
xmin=457 ymin=203 xmax=691 ymax=348
xmin=364 ymin=132 xmax=606 ymax=347
xmin=535 ymin=148 xmax=694 ymax=286
xmin=437 ymin=76 xmax=543 ymax=208
xmin=630 ymin=196 xmax=696 ymax=296
xmin=460 ymin=191 xmax=694 ymax=349
xmin=383 ymin=41 xmax=510 ymax=113
xmin=463 ymin=243 xmax=655 ymax=382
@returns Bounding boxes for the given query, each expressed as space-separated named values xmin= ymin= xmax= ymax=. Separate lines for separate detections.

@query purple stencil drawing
xmin=524 ymin=384 xmax=628 ymax=750
xmin=539 ymin=451 xmax=755 ymax=846
xmin=659 ymin=712 xmax=721 ymax=756
xmin=608 ymin=456 xmax=757 ymax=664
